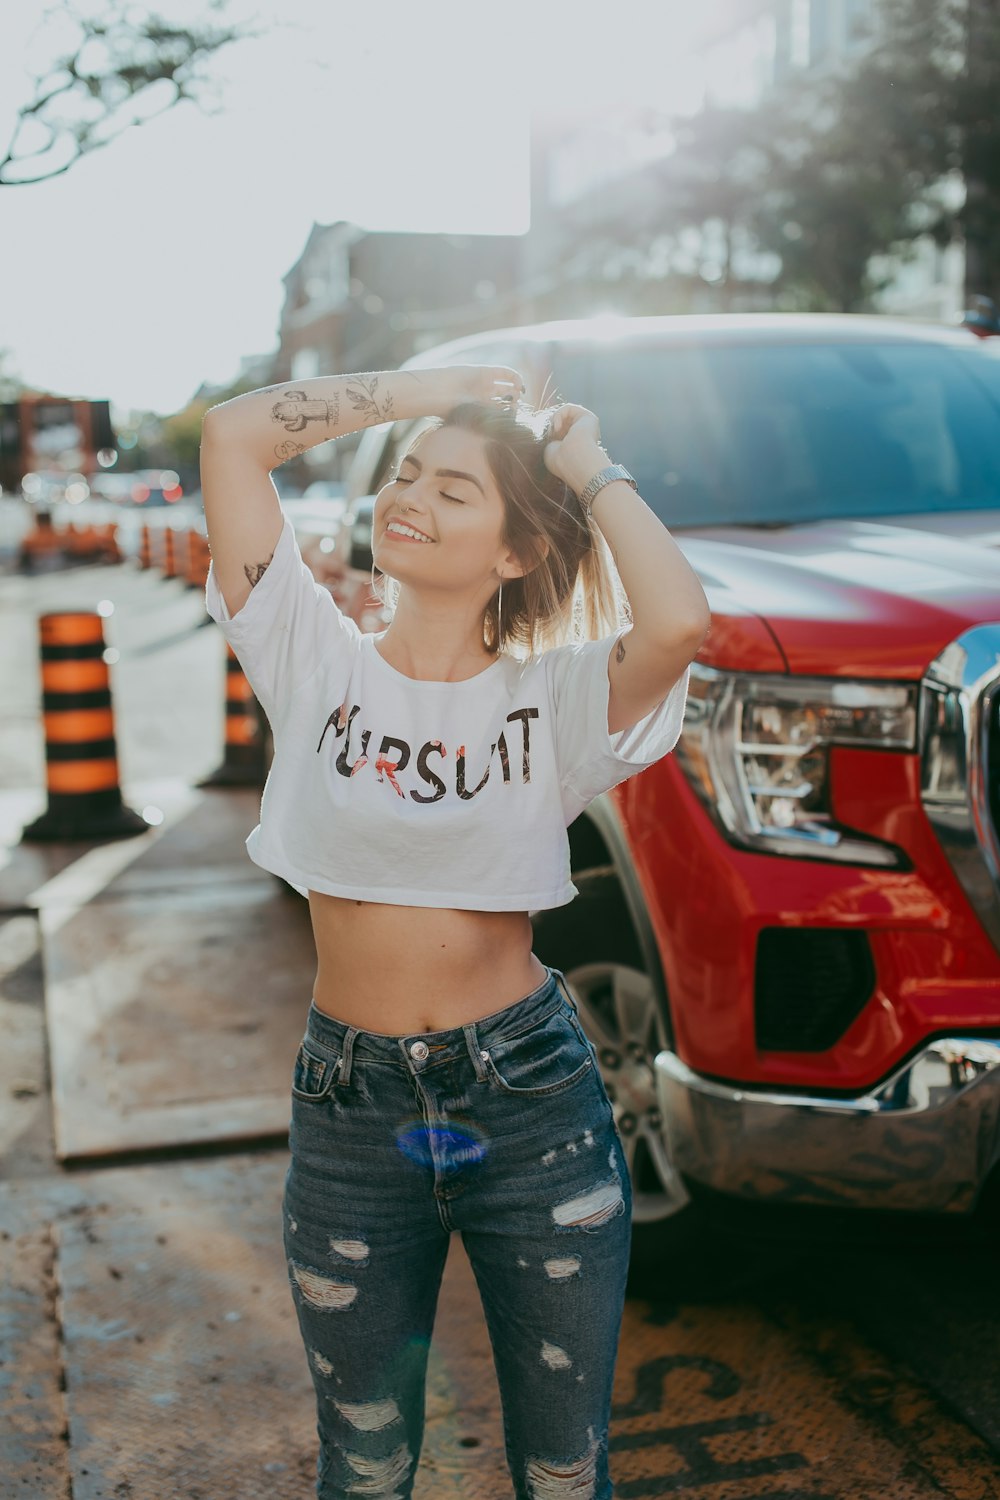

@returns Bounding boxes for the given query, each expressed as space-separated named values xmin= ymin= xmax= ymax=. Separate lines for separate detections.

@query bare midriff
xmin=307 ymin=890 xmax=550 ymax=1035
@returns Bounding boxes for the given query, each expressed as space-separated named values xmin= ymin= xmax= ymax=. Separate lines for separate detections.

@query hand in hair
xmin=413 ymin=364 xmax=525 ymax=415
xmin=542 ymin=404 xmax=608 ymax=497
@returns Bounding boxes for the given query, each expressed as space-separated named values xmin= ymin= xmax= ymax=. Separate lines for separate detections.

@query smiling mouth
xmin=385 ymin=522 xmax=435 ymax=543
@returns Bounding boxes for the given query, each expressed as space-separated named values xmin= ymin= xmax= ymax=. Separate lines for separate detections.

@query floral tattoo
xmin=346 ymin=374 xmax=394 ymax=423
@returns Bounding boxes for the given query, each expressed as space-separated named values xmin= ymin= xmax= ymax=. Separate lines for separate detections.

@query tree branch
xmin=1 ymin=2 xmax=257 ymax=186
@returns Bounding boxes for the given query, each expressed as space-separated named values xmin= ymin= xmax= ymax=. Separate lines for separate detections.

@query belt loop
xmin=463 ymin=1023 xmax=489 ymax=1081
xmin=337 ymin=1026 xmax=358 ymax=1086
xmin=552 ymin=967 xmax=578 ymax=1012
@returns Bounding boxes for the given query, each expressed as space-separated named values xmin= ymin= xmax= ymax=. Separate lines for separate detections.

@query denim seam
xmin=337 ymin=1027 xmax=358 ymax=1086
xmin=484 ymin=1053 xmax=595 ymax=1099
xmin=299 ymin=1035 xmax=342 ymax=1066
xmin=481 ymin=997 xmax=567 ymax=1046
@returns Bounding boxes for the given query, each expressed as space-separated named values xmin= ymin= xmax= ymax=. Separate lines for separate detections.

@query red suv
xmin=343 ymin=314 xmax=1000 ymax=1262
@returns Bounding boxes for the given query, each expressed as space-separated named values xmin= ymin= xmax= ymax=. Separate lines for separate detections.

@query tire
xmin=532 ymin=867 xmax=759 ymax=1295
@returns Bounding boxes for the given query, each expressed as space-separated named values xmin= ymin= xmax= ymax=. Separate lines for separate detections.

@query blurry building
xmin=275 ymin=222 xmax=524 ymax=382
xmin=272 ymin=221 xmax=525 ymax=476
xmin=698 ymin=0 xmax=880 ymax=101
xmin=236 ymin=351 xmax=277 ymax=389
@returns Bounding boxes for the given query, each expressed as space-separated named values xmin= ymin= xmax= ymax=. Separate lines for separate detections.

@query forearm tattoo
xmin=265 ymin=375 xmax=392 ymax=464
xmin=244 ymin=553 xmax=274 ymax=588
xmin=274 ymin=439 xmax=306 ymax=464
xmin=615 ymin=638 xmax=627 ymax=664
xmin=270 ymin=389 xmax=341 ymax=433
xmin=345 ymin=374 xmax=394 ymax=423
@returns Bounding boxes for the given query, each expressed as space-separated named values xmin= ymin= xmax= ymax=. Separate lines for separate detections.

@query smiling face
xmin=372 ymin=425 xmax=516 ymax=600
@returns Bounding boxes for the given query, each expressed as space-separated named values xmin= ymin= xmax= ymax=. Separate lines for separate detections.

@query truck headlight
xmin=676 ymin=667 xmax=917 ymax=867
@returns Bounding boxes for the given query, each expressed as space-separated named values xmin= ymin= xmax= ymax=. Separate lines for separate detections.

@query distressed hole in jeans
xmin=525 ymin=1425 xmax=599 ymax=1499
xmin=333 ymin=1396 xmax=402 ymax=1432
xmin=290 ymin=1262 xmax=358 ymax=1310
xmin=329 ymin=1237 xmax=370 ymax=1264
xmin=540 ymin=1341 xmax=573 ymax=1370
xmin=344 ymin=1441 xmax=411 ymax=1493
xmin=551 ymin=1179 xmax=624 ymax=1231
xmin=544 ymin=1256 xmax=581 ymax=1281
xmin=311 ymin=1349 xmax=334 ymax=1377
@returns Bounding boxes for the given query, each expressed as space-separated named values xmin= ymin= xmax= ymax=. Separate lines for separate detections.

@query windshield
xmin=550 ymin=340 xmax=1000 ymax=527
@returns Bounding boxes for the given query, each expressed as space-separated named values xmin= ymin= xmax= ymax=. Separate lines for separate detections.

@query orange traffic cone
xmin=138 ymin=523 xmax=153 ymax=569
xmin=21 ymin=613 xmax=149 ymax=842
xmin=200 ymin=644 xmax=267 ymax=786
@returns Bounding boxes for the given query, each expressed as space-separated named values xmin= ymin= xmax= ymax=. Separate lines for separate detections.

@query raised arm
xmin=543 ymin=403 xmax=712 ymax=735
xmin=201 ymin=365 xmax=522 ymax=617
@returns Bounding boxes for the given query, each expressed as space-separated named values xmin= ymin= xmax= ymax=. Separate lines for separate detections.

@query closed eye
xmin=393 ymin=473 xmax=461 ymax=503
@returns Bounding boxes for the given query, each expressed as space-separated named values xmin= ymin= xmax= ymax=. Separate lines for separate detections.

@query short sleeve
xmin=543 ymin=626 xmax=690 ymax=822
xmin=205 ymin=511 xmax=360 ymax=722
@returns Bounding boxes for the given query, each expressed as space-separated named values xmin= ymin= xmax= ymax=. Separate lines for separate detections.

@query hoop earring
xmin=496 ymin=577 xmax=503 ymax=644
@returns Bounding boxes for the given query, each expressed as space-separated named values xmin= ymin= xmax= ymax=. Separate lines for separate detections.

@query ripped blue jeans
xmin=281 ymin=964 xmax=632 ymax=1499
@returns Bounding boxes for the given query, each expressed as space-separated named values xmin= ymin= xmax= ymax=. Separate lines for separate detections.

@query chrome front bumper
xmin=655 ymin=1037 xmax=1000 ymax=1214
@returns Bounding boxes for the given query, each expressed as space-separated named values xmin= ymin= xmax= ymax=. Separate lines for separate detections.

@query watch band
xmin=576 ymin=464 xmax=637 ymax=518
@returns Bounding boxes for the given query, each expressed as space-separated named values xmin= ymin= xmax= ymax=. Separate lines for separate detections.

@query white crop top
xmin=205 ymin=513 xmax=690 ymax=911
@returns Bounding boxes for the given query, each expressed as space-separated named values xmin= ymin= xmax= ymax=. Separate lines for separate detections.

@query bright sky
xmin=0 ymin=2 xmax=709 ymax=415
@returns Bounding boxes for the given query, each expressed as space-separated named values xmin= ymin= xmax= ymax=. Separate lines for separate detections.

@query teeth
xmin=387 ymin=522 xmax=433 ymax=542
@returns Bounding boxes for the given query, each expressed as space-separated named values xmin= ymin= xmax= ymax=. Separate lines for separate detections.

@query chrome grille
xmin=920 ymin=624 xmax=1000 ymax=955
xmin=990 ymin=684 xmax=1000 ymax=853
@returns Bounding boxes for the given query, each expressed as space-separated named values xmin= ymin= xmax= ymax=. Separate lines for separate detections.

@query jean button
xmin=409 ymin=1040 xmax=429 ymax=1061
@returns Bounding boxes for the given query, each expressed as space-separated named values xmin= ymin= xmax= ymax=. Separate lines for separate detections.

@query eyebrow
xmin=398 ymin=453 xmax=485 ymax=496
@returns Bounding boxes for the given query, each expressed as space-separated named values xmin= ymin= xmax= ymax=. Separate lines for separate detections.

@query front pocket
xmin=291 ymin=1040 xmax=337 ymax=1101
xmin=483 ymin=1007 xmax=595 ymax=1098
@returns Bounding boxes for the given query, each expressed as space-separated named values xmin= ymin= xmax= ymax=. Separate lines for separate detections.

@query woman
xmin=201 ymin=363 xmax=711 ymax=1500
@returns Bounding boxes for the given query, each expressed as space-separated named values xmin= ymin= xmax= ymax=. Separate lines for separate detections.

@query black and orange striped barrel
xmin=138 ymin=523 xmax=153 ymax=569
xmin=69 ymin=522 xmax=100 ymax=561
xmin=184 ymin=529 xmax=211 ymax=590
xmin=21 ymin=612 xmax=148 ymax=842
xmin=200 ymin=644 xmax=266 ymax=786
xmin=162 ymin=526 xmax=179 ymax=579
xmin=97 ymin=521 xmax=121 ymax=564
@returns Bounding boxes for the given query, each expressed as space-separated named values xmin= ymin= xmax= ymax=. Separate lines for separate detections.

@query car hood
xmin=680 ymin=509 xmax=1000 ymax=678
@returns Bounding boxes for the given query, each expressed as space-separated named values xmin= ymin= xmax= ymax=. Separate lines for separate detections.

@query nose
xmin=398 ymin=484 xmax=428 ymax=513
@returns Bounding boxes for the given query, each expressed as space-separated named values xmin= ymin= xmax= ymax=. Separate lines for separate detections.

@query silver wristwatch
xmin=576 ymin=464 xmax=637 ymax=518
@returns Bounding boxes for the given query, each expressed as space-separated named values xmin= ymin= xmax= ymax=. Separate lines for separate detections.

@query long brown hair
xmin=373 ymin=401 xmax=630 ymax=657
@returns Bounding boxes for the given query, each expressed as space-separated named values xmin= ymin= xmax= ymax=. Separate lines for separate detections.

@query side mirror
xmin=962 ymin=294 xmax=1000 ymax=338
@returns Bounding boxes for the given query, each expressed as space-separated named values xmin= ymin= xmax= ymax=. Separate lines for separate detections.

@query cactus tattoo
xmin=271 ymin=390 xmax=341 ymax=433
